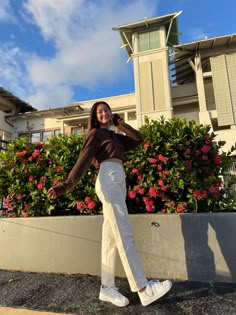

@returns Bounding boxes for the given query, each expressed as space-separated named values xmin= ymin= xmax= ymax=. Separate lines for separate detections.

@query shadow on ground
xmin=0 ymin=270 xmax=236 ymax=315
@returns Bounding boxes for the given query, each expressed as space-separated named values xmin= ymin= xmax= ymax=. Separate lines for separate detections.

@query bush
xmin=0 ymin=117 xmax=235 ymax=217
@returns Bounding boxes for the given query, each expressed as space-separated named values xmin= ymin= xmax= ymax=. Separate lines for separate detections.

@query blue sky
xmin=0 ymin=0 xmax=234 ymax=110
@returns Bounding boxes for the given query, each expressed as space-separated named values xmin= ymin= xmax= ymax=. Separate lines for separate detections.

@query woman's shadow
xmin=180 ymin=213 xmax=236 ymax=282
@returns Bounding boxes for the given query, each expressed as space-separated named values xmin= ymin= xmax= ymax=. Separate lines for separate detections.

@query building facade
xmin=1 ymin=11 xmax=236 ymax=153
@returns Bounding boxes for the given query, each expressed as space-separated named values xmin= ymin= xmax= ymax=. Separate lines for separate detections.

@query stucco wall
xmin=0 ymin=213 xmax=235 ymax=283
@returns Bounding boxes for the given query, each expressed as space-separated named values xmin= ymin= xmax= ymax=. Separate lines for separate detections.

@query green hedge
xmin=0 ymin=117 xmax=235 ymax=217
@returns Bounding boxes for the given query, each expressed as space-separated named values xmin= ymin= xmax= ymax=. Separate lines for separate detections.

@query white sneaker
xmin=99 ymin=286 xmax=129 ymax=307
xmin=138 ymin=280 xmax=172 ymax=306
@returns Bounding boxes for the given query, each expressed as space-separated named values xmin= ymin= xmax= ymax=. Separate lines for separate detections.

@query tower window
xmin=138 ymin=29 xmax=161 ymax=52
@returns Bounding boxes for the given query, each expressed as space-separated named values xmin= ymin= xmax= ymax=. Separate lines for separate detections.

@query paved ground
xmin=0 ymin=270 xmax=236 ymax=315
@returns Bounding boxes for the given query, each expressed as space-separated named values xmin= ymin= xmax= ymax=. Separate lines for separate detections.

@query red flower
xmin=158 ymin=154 xmax=168 ymax=162
xmin=201 ymin=145 xmax=211 ymax=153
xmin=137 ymin=175 xmax=143 ymax=180
xmin=76 ymin=202 xmax=84 ymax=211
xmin=143 ymin=141 xmax=150 ymax=148
xmin=32 ymin=149 xmax=40 ymax=158
xmin=161 ymin=209 xmax=167 ymax=213
xmin=184 ymin=149 xmax=191 ymax=155
xmin=29 ymin=175 xmax=34 ymax=182
xmin=28 ymin=156 xmax=33 ymax=162
xmin=205 ymin=136 xmax=211 ymax=144
xmin=195 ymin=150 xmax=201 ymax=156
xmin=132 ymin=168 xmax=139 ymax=174
xmin=22 ymin=212 xmax=28 ymax=217
xmin=128 ymin=190 xmax=136 ymax=199
xmin=56 ymin=166 xmax=63 ymax=172
xmin=157 ymin=164 xmax=162 ymax=171
xmin=158 ymin=179 xmax=164 ymax=186
xmin=53 ymin=178 xmax=59 ymax=184
xmin=149 ymin=158 xmax=157 ymax=164
xmin=138 ymin=188 xmax=145 ymax=195
xmin=85 ymin=196 xmax=91 ymax=204
xmin=88 ymin=201 xmax=96 ymax=209
xmin=17 ymin=195 xmax=22 ymax=200
xmin=193 ymin=190 xmax=201 ymax=199
xmin=24 ymin=204 xmax=29 ymax=211
xmin=37 ymin=182 xmax=43 ymax=189
xmin=214 ymin=155 xmax=221 ymax=165
xmin=134 ymin=185 xmax=140 ymax=191
xmin=149 ymin=187 xmax=158 ymax=197
xmin=17 ymin=151 xmax=26 ymax=157
xmin=185 ymin=160 xmax=192 ymax=169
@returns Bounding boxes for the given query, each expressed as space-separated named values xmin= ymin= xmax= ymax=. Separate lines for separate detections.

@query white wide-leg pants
xmin=95 ymin=161 xmax=147 ymax=292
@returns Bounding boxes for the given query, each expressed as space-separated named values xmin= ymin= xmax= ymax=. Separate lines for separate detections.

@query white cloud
xmin=1 ymin=0 xmax=158 ymax=109
xmin=0 ymin=0 xmax=12 ymax=21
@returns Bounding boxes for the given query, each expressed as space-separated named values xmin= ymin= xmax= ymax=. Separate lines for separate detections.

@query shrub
xmin=0 ymin=117 xmax=235 ymax=217
xmin=125 ymin=117 xmax=236 ymax=213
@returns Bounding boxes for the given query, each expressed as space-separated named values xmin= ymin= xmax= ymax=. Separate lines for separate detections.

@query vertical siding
xmin=152 ymin=59 xmax=166 ymax=111
xmin=139 ymin=62 xmax=153 ymax=111
xmin=210 ymin=55 xmax=235 ymax=126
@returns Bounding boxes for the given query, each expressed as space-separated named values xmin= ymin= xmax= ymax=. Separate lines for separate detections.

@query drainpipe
xmin=4 ymin=116 xmax=14 ymax=127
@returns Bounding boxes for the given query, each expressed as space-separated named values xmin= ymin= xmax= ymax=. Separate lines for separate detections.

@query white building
xmin=1 ymin=11 xmax=236 ymax=153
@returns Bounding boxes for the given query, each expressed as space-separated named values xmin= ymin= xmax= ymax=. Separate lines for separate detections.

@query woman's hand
xmin=47 ymin=187 xmax=57 ymax=200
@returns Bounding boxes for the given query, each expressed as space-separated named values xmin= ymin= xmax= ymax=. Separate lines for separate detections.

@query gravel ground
xmin=0 ymin=270 xmax=236 ymax=315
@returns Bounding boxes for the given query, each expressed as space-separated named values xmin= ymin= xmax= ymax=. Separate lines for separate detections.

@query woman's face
xmin=96 ymin=103 xmax=112 ymax=127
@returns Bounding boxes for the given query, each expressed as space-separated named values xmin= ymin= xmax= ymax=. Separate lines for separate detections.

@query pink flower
xmin=214 ymin=155 xmax=221 ymax=165
xmin=202 ymin=155 xmax=209 ymax=161
xmin=53 ymin=178 xmax=59 ymax=184
xmin=128 ymin=190 xmax=136 ymax=199
xmin=193 ymin=190 xmax=201 ymax=199
xmin=40 ymin=176 xmax=46 ymax=183
xmin=158 ymin=154 xmax=168 ymax=162
xmin=56 ymin=166 xmax=63 ymax=172
xmin=138 ymin=188 xmax=145 ymax=195
xmin=24 ymin=204 xmax=29 ymax=211
xmin=85 ymin=196 xmax=91 ymax=204
xmin=37 ymin=182 xmax=43 ymax=189
xmin=143 ymin=141 xmax=150 ymax=148
xmin=161 ymin=186 xmax=167 ymax=192
xmin=149 ymin=187 xmax=158 ymax=197
xmin=76 ymin=202 xmax=84 ymax=211
xmin=157 ymin=164 xmax=162 ymax=171
xmin=146 ymin=205 xmax=154 ymax=212
xmin=17 ymin=195 xmax=22 ymax=200
xmin=158 ymin=179 xmax=164 ymax=186
xmin=88 ymin=201 xmax=96 ymax=209
xmin=184 ymin=149 xmax=191 ymax=155
xmin=137 ymin=175 xmax=143 ymax=180
xmin=205 ymin=136 xmax=211 ymax=144
xmin=201 ymin=145 xmax=211 ymax=153
xmin=17 ymin=151 xmax=26 ymax=157
xmin=28 ymin=156 xmax=33 ymax=162
xmin=132 ymin=168 xmax=139 ymax=174
xmin=149 ymin=158 xmax=157 ymax=164
xmin=32 ymin=149 xmax=40 ymax=158
xmin=29 ymin=175 xmax=34 ymax=182
xmin=201 ymin=190 xmax=208 ymax=198
xmin=22 ymin=212 xmax=28 ymax=217
xmin=134 ymin=185 xmax=140 ymax=191
xmin=185 ymin=160 xmax=192 ymax=169
xmin=176 ymin=205 xmax=184 ymax=213
xmin=195 ymin=150 xmax=201 ymax=156
xmin=161 ymin=209 xmax=166 ymax=213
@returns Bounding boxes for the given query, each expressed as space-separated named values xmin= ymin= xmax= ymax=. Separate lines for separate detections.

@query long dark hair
xmin=87 ymin=101 xmax=111 ymax=132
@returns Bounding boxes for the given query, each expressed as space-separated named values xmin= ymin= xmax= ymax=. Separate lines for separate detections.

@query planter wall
xmin=0 ymin=213 xmax=235 ymax=283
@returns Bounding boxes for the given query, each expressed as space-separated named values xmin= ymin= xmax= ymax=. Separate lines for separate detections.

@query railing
xmin=223 ymin=157 xmax=236 ymax=194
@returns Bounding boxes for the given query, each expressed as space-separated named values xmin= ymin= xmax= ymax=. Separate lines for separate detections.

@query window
xmin=127 ymin=111 xmax=136 ymax=121
xmin=31 ymin=132 xmax=41 ymax=143
xmin=42 ymin=131 xmax=52 ymax=142
xmin=71 ymin=127 xmax=83 ymax=136
xmin=138 ymin=29 xmax=161 ymax=52
xmin=54 ymin=129 xmax=61 ymax=136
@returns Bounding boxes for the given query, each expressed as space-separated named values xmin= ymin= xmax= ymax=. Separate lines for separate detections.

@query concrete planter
xmin=0 ymin=213 xmax=235 ymax=283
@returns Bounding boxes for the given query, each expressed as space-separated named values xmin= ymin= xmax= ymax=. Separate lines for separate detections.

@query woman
xmin=48 ymin=101 xmax=172 ymax=307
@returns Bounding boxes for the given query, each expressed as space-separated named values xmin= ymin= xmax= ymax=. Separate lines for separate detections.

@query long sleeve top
xmin=51 ymin=118 xmax=144 ymax=197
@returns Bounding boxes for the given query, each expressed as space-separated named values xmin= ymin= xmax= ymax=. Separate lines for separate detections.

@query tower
xmin=113 ymin=12 xmax=181 ymax=126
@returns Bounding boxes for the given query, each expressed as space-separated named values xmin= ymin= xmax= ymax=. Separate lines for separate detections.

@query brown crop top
xmin=51 ymin=118 xmax=144 ymax=197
